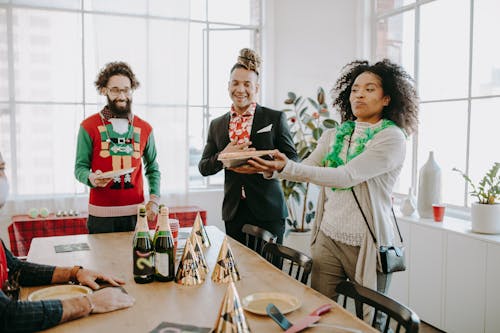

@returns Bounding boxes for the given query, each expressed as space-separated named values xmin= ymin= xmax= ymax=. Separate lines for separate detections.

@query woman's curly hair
xmin=94 ymin=61 xmax=140 ymax=91
xmin=230 ymin=48 xmax=262 ymax=76
xmin=332 ymin=59 xmax=419 ymax=135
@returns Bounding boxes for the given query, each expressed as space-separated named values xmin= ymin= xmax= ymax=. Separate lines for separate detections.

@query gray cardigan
xmin=278 ymin=123 xmax=406 ymax=288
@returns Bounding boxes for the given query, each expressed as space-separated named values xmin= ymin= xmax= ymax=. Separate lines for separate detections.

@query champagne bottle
xmin=133 ymin=205 xmax=154 ymax=284
xmin=153 ymin=206 xmax=175 ymax=282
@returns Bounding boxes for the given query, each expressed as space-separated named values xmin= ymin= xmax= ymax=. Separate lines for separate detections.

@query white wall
xmin=262 ymin=0 xmax=361 ymax=109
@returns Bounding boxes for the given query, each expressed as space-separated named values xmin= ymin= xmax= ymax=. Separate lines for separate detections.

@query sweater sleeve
xmin=280 ymin=127 xmax=406 ymax=188
xmin=143 ymin=131 xmax=161 ymax=196
xmin=74 ymin=126 xmax=93 ymax=187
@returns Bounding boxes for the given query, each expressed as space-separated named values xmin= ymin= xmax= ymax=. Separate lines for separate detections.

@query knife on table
xmin=267 ymin=303 xmax=363 ymax=333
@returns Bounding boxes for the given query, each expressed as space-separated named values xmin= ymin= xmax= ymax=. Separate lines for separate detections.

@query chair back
xmin=241 ymin=224 xmax=277 ymax=255
xmin=261 ymin=242 xmax=313 ymax=284
xmin=336 ymin=280 xmax=420 ymax=333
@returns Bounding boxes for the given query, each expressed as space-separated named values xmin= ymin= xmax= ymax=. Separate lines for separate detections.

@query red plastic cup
xmin=432 ymin=204 xmax=446 ymax=222
xmin=169 ymin=218 xmax=179 ymax=242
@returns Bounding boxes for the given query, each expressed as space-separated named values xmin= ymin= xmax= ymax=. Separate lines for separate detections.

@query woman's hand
xmin=247 ymin=150 xmax=288 ymax=173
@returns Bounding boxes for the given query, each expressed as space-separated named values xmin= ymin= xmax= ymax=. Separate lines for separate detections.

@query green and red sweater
xmin=74 ymin=111 xmax=161 ymax=217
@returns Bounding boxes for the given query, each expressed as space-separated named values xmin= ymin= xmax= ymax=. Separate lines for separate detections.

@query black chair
xmin=336 ymin=280 xmax=420 ymax=333
xmin=261 ymin=242 xmax=313 ymax=284
xmin=241 ymin=224 xmax=277 ymax=255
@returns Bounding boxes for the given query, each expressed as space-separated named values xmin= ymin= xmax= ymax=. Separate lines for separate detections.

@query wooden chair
xmin=336 ymin=280 xmax=420 ymax=333
xmin=261 ymin=242 xmax=313 ymax=284
xmin=241 ymin=224 xmax=277 ymax=255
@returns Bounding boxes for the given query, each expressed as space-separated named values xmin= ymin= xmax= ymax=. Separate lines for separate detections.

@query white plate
xmin=95 ymin=167 xmax=135 ymax=179
xmin=218 ymin=150 xmax=275 ymax=168
xmin=28 ymin=285 xmax=93 ymax=301
xmin=241 ymin=292 xmax=301 ymax=315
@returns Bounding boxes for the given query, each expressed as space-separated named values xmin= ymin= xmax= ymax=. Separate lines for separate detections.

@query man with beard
xmin=75 ymin=62 xmax=161 ymax=233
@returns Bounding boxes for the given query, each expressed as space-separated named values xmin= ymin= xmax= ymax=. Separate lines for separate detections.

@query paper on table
xmin=54 ymin=242 xmax=90 ymax=253
xmin=218 ymin=150 xmax=275 ymax=168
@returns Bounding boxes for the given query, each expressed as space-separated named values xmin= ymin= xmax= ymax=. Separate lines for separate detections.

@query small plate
xmin=241 ymin=292 xmax=301 ymax=315
xmin=28 ymin=285 xmax=93 ymax=301
xmin=95 ymin=167 xmax=135 ymax=179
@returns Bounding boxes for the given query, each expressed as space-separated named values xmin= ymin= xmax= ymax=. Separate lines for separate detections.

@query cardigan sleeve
xmin=279 ymin=127 xmax=406 ymax=188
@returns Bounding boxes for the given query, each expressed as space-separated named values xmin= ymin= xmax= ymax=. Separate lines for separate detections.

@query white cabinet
xmin=445 ymin=234 xmax=486 ymax=333
xmin=387 ymin=221 xmax=410 ymax=305
xmin=408 ymin=224 xmax=445 ymax=329
xmin=485 ymin=243 xmax=500 ymax=333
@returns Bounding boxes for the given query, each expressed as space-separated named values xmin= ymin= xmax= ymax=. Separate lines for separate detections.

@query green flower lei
xmin=322 ymin=119 xmax=396 ymax=190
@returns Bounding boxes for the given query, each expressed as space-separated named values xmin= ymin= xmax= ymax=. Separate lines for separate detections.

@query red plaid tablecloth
xmin=8 ymin=206 xmax=206 ymax=257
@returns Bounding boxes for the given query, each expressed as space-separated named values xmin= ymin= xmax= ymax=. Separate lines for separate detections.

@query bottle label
xmin=155 ymin=252 xmax=170 ymax=276
xmin=133 ymin=250 xmax=154 ymax=276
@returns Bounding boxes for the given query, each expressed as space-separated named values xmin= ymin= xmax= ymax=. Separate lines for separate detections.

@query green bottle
xmin=133 ymin=205 xmax=154 ymax=284
xmin=153 ymin=206 xmax=175 ymax=282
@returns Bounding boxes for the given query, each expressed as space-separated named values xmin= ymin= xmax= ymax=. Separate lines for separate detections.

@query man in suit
xmin=198 ymin=48 xmax=297 ymax=245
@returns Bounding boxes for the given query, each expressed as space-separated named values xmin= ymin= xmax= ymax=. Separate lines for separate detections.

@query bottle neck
xmin=136 ymin=215 xmax=149 ymax=232
xmin=157 ymin=215 xmax=171 ymax=232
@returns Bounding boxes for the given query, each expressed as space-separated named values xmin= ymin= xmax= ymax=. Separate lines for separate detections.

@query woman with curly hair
xmin=249 ymin=59 xmax=418 ymax=304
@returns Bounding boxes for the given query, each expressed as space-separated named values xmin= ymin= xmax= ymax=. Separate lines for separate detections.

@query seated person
xmin=0 ymin=152 xmax=135 ymax=333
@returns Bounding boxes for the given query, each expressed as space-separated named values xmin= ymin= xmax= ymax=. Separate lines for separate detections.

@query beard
xmin=107 ymin=96 xmax=132 ymax=116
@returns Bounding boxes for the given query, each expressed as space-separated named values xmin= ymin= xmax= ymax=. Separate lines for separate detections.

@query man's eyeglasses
xmin=106 ymin=87 xmax=132 ymax=96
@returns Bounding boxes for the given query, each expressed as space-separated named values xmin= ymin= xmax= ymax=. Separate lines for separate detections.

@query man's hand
xmin=247 ymin=150 xmax=288 ymax=173
xmin=220 ymin=141 xmax=255 ymax=154
xmin=87 ymin=287 xmax=135 ymax=314
xmin=88 ymin=170 xmax=112 ymax=187
xmin=145 ymin=200 xmax=159 ymax=223
xmin=76 ymin=268 xmax=125 ymax=290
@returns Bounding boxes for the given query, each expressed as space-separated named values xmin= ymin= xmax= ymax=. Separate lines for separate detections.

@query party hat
xmin=192 ymin=212 xmax=211 ymax=248
xmin=213 ymin=281 xmax=251 ymax=333
xmin=175 ymin=238 xmax=204 ymax=286
xmin=189 ymin=231 xmax=209 ymax=277
xmin=211 ymin=237 xmax=240 ymax=283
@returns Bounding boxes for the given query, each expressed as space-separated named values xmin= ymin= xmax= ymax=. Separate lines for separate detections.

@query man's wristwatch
xmin=70 ymin=265 xmax=83 ymax=283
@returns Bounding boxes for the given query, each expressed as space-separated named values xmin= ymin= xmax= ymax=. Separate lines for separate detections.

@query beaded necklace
xmin=322 ymin=119 xmax=396 ymax=190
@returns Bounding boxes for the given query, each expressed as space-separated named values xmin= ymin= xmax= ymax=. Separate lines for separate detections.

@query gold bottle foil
xmin=211 ymin=237 xmax=241 ymax=283
xmin=212 ymin=281 xmax=251 ymax=333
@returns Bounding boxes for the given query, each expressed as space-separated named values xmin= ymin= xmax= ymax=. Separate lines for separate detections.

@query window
xmin=0 ymin=0 xmax=261 ymax=198
xmin=374 ymin=0 xmax=500 ymax=208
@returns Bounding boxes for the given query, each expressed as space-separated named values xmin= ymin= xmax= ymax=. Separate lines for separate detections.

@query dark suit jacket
xmin=198 ymin=104 xmax=298 ymax=221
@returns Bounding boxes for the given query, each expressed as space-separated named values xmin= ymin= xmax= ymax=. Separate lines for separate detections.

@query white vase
xmin=471 ymin=202 xmax=500 ymax=234
xmin=417 ymin=151 xmax=442 ymax=218
xmin=400 ymin=187 xmax=416 ymax=216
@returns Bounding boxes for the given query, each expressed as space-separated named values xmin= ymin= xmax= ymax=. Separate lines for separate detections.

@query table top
xmin=22 ymin=226 xmax=376 ymax=333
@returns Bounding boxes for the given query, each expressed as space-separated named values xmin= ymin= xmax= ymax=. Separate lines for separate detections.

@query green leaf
xmin=299 ymin=106 xmax=308 ymax=118
xmin=282 ymin=108 xmax=293 ymax=112
xmin=323 ymin=119 xmax=338 ymax=128
xmin=308 ymin=200 xmax=314 ymax=210
xmin=288 ymin=92 xmax=296 ymax=100
xmin=317 ymin=87 xmax=325 ymax=105
xmin=294 ymin=96 xmax=303 ymax=106
xmin=313 ymin=127 xmax=323 ymax=140
xmin=298 ymin=147 xmax=310 ymax=159
xmin=307 ymin=97 xmax=320 ymax=111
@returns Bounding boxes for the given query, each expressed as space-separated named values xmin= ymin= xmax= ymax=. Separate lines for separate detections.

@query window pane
xmin=471 ymin=0 xmax=500 ymax=96
xmin=376 ymin=11 xmax=414 ymax=77
xmin=419 ymin=0 xmax=469 ymax=100
xmin=0 ymin=104 xmax=11 ymax=181
xmin=189 ymin=22 xmax=206 ymax=106
xmin=0 ymin=9 xmax=8 ymax=101
xmin=376 ymin=0 xmax=415 ymax=13
xmin=149 ymin=20 xmax=189 ymax=105
xmin=84 ymin=14 xmax=147 ymax=104
xmin=468 ymin=98 xmax=500 ymax=204
xmin=13 ymin=9 xmax=82 ymax=103
xmin=208 ymin=0 xmax=251 ymax=25
xmin=145 ymin=106 xmax=188 ymax=194
xmin=15 ymin=104 xmax=84 ymax=195
xmin=149 ymin=0 xmax=190 ymax=18
xmin=208 ymin=28 xmax=253 ymax=108
xmin=83 ymin=0 xmax=147 ymax=15
xmin=190 ymin=0 xmax=207 ymax=21
xmin=12 ymin=0 xmax=81 ymax=10
xmin=418 ymin=101 xmax=468 ymax=206
xmin=188 ymin=107 xmax=205 ymax=187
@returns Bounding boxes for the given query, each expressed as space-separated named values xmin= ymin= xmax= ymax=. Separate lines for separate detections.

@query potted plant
xmin=453 ymin=162 xmax=500 ymax=234
xmin=281 ymin=88 xmax=337 ymax=252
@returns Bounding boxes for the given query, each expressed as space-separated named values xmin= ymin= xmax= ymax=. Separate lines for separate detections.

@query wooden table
xmin=22 ymin=226 xmax=376 ymax=333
